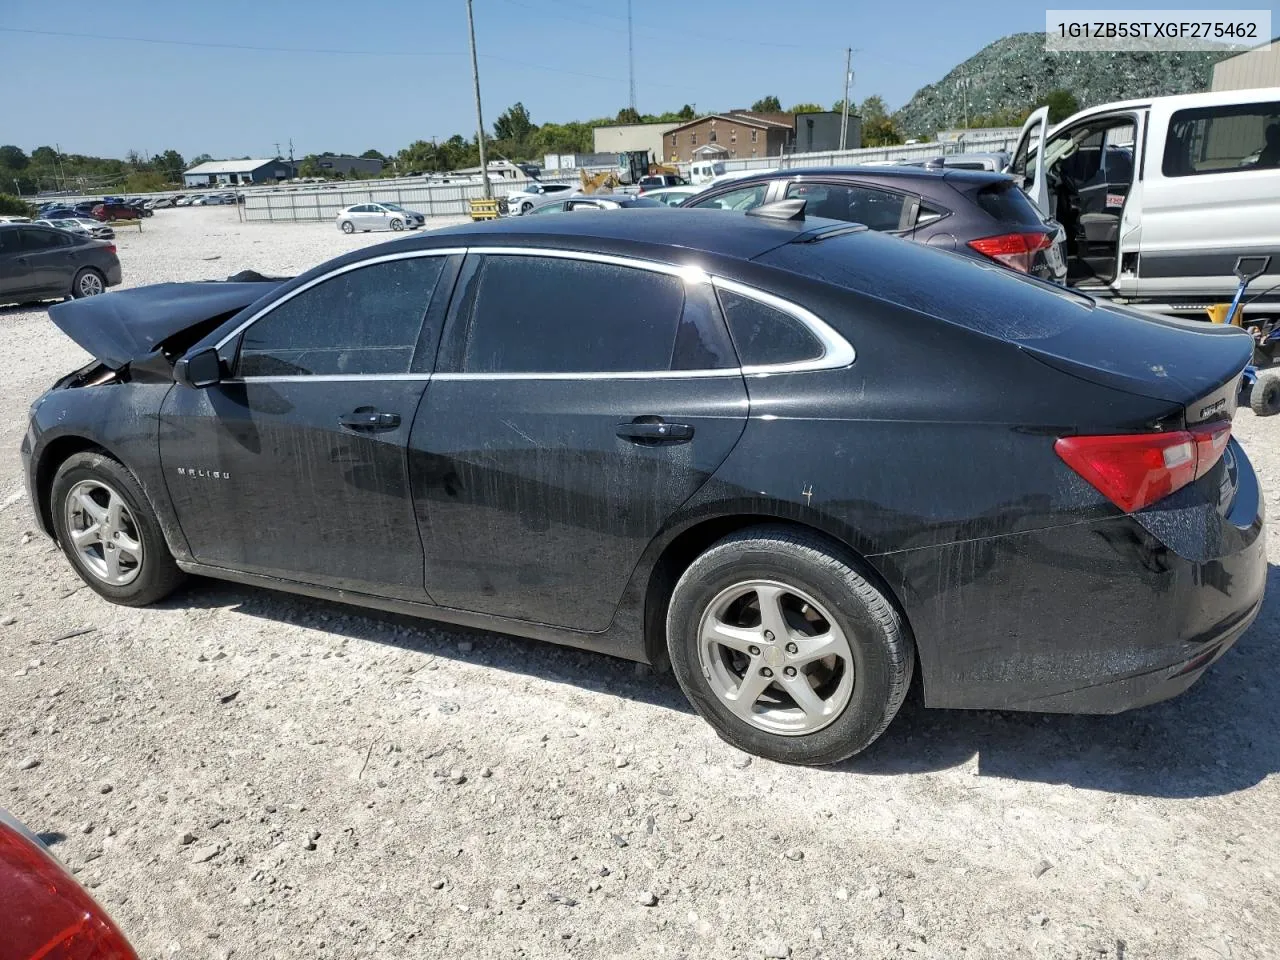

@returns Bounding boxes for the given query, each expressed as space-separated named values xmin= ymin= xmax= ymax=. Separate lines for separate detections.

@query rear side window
xmin=1163 ymin=101 xmax=1280 ymax=176
xmin=459 ymin=256 xmax=686 ymax=373
xmin=18 ymin=228 xmax=62 ymax=251
xmin=784 ymin=182 xmax=909 ymax=232
xmin=688 ymin=183 xmax=769 ymax=211
xmin=973 ymin=183 xmax=1044 ymax=227
xmin=716 ymin=289 xmax=823 ymax=367
xmin=239 ymin=256 xmax=446 ymax=377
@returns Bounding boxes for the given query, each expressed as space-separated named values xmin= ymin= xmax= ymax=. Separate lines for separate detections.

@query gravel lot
xmin=2 ymin=208 xmax=1279 ymax=960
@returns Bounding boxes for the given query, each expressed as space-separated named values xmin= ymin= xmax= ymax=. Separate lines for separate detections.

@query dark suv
xmin=682 ymin=166 xmax=1067 ymax=282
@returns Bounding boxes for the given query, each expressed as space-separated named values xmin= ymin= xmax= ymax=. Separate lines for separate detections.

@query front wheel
xmin=50 ymin=452 xmax=184 ymax=606
xmin=71 ymin=268 xmax=105 ymax=298
xmin=389 ymin=218 xmax=404 ymax=231
xmin=521 ymin=202 xmax=533 ymax=215
xmin=340 ymin=220 xmax=355 ymax=234
xmin=666 ymin=526 xmax=914 ymax=765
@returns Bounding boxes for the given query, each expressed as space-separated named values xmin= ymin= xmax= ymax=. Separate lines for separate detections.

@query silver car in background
xmin=502 ymin=182 xmax=575 ymax=216
xmin=336 ymin=202 xmax=426 ymax=234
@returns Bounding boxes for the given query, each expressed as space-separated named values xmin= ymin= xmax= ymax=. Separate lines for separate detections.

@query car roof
xmin=726 ymin=164 xmax=1009 ymax=186
xmin=421 ymin=207 xmax=828 ymax=261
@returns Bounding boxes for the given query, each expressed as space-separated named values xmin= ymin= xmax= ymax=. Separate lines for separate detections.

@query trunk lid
xmin=48 ymin=280 xmax=283 ymax=370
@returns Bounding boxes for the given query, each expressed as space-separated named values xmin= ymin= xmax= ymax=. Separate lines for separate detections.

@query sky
xmin=2 ymin=0 xmax=1275 ymax=161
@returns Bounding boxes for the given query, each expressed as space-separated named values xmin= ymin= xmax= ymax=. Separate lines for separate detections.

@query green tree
xmin=788 ymin=102 xmax=825 ymax=114
xmin=859 ymin=95 xmax=889 ymax=123
xmin=750 ymin=96 xmax=782 ymax=112
xmin=0 ymin=145 xmax=29 ymax=171
xmin=191 ymin=153 xmax=214 ymax=165
xmin=493 ymin=103 xmax=535 ymax=143
xmin=154 ymin=150 xmax=186 ymax=181
xmin=615 ymin=107 xmax=642 ymax=124
xmin=1045 ymin=89 xmax=1081 ymax=124
xmin=360 ymin=148 xmax=386 ymax=161
xmin=123 ymin=171 xmax=169 ymax=193
xmin=30 ymin=146 xmax=58 ymax=167
xmin=0 ymin=193 xmax=36 ymax=217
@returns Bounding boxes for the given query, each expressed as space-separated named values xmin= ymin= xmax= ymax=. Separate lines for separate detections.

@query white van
xmin=1011 ymin=88 xmax=1280 ymax=321
xmin=689 ymin=160 xmax=727 ymax=184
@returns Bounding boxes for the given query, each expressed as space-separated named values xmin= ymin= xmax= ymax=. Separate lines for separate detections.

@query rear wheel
xmin=71 ymin=268 xmax=105 ymax=298
xmin=340 ymin=220 xmax=355 ymax=234
xmin=666 ymin=526 xmax=913 ymax=765
xmin=50 ymin=452 xmax=184 ymax=606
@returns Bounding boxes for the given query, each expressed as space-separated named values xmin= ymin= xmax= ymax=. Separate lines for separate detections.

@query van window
xmin=1163 ymin=101 xmax=1280 ymax=176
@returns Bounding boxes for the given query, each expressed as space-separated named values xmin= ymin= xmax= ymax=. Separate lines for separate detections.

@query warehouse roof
xmin=183 ymin=159 xmax=287 ymax=175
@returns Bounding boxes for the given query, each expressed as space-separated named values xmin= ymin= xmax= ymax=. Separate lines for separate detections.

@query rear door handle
xmin=339 ymin=409 xmax=401 ymax=431
xmin=616 ymin=419 xmax=695 ymax=445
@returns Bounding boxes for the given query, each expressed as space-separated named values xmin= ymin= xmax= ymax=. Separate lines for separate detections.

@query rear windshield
xmin=973 ymin=182 xmax=1044 ymax=227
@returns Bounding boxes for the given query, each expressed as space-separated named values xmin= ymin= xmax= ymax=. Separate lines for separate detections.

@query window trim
xmin=215 ymin=246 xmax=854 ymax=382
xmin=1161 ymin=101 xmax=1280 ymax=178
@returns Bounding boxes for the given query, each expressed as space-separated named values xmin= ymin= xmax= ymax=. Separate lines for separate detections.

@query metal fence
xmin=241 ymin=176 xmax=581 ymax=223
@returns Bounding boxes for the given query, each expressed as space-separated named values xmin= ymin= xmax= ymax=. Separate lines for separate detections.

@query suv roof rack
xmin=745 ymin=198 xmax=807 ymax=221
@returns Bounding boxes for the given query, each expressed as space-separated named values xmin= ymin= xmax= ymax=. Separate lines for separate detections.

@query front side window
xmin=238 ymin=256 xmax=447 ymax=377
xmin=688 ymin=183 xmax=769 ymax=212
xmin=1163 ymin=101 xmax=1280 ymax=176
xmin=458 ymin=256 xmax=688 ymax=373
xmin=717 ymin=288 xmax=823 ymax=367
xmin=784 ymin=182 xmax=909 ymax=232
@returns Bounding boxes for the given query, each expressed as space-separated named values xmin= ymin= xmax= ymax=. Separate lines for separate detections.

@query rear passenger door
xmin=410 ymin=250 xmax=748 ymax=632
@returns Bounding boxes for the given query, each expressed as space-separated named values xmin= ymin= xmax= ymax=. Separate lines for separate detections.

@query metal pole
xmin=466 ymin=0 xmax=492 ymax=199
xmin=839 ymin=48 xmax=852 ymax=151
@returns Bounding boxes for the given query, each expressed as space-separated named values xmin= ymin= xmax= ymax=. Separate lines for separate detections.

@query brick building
xmin=664 ymin=112 xmax=794 ymax=163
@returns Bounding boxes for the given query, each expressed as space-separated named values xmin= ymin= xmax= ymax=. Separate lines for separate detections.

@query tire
xmin=340 ymin=220 xmax=355 ymax=234
xmin=521 ymin=202 xmax=533 ymax=215
xmin=71 ymin=268 xmax=106 ymax=299
xmin=666 ymin=525 xmax=914 ymax=765
xmin=50 ymin=451 xmax=184 ymax=607
xmin=1251 ymin=374 xmax=1280 ymax=417
xmin=389 ymin=218 xmax=404 ymax=231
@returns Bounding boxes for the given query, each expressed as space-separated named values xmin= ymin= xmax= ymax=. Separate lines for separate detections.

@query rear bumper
xmin=888 ymin=439 xmax=1267 ymax=714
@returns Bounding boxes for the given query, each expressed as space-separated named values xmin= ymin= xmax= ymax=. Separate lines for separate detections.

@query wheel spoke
xmin=102 ymin=546 xmax=121 ymax=582
xmin=754 ymin=583 xmax=794 ymax=642
xmin=106 ymin=495 xmax=124 ymax=531
xmin=781 ymin=673 xmax=828 ymax=719
xmin=115 ymin=530 xmax=142 ymax=559
xmin=788 ymin=631 xmax=843 ymax=666
xmin=70 ymin=523 xmax=101 ymax=549
xmin=702 ymin=617 xmax=762 ymax=655
xmin=76 ymin=491 xmax=107 ymax=524
xmin=728 ymin=665 xmax=774 ymax=719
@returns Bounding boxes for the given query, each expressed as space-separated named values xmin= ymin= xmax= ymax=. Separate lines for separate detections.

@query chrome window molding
xmin=214 ymin=247 xmax=467 ymax=350
xmin=222 ymin=244 xmax=855 ymax=382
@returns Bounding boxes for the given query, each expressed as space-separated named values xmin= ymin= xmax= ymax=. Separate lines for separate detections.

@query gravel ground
xmin=2 ymin=208 xmax=1279 ymax=960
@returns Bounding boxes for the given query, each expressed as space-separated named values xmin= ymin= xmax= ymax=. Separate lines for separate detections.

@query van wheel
xmin=665 ymin=525 xmax=913 ymax=765
xmin=50 ymin=452 xmax=184 ymax=606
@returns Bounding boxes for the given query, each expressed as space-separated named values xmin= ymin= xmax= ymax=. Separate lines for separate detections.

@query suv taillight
xmin=967 ymin=231 xmax=1054 ymax=273
xmin=1054 ymin=422 xmax=1232 ymax=512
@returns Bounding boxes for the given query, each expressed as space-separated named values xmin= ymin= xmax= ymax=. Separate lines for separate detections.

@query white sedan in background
xmin=335 ymin=202 xmax=426 ymax=233
xmin=640 ymin=185 xmax=703 ymax=207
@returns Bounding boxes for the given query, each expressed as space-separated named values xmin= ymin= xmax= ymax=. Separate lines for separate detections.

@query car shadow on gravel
xmin=163 ymin=579 xmax=696 ymax=714
xmin=170 ymin=563 xmax=1280 ymax=799
xmin=846 ymin=562 xmax=1280 ymax=799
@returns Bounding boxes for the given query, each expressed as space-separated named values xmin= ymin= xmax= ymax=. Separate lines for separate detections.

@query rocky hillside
xmin=895 ymin=32 xmax=1230 ymax=134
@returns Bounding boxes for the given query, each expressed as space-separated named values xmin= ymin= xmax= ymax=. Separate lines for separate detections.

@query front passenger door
xmin=160 ymin=252 xmax=460 ymax=599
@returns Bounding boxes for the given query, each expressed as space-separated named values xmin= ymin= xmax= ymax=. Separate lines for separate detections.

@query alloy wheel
xmin=697 ymin=579 xmax=855 ymax=736
xmin=78 ymin=271 xmax=104 ymax=296
xmin=63 ymin=480 xmax=144 ymax=586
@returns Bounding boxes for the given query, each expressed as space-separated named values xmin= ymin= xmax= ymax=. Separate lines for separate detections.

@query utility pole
xmin=627 ymin=0 xmax=636 ymax=114
xmin=957 ymin=67 xmax=971 ymax=129
xmin=466 ymin=0 xmax=491 ymax=198
xmin=838 ymin=48 xmax=852 ymax=151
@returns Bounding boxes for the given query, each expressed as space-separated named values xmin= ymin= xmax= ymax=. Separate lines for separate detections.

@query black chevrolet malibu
xmin=21 ymin=208 xmax=1266 ymax=764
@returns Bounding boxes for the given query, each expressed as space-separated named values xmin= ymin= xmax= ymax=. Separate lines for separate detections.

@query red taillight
xmin=0 ymin=818 xmax=139 ymax=960
xmin=103 ymin=244 xmax=116 ymax=254
xmin=967 ymin=231 xmax=1054 ymax=273
xmin=1055 ymin=422 xmax=1232 ymax=513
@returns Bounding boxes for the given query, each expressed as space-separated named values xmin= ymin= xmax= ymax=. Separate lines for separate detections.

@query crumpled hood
xmin=48 ymin=281 xmax=283 ymax=370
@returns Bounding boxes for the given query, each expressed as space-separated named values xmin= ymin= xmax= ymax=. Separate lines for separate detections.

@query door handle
xmin=616 ymin=419 xmax=695 ymax=445
xmin=338 ymin=409 xmax=401 ymax=431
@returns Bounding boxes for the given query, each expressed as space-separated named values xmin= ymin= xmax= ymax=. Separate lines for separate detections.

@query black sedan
xmin=682 ymin=165 xmax=1067 ymax=283
xmin=21 ymin=208 xmax=1264 ymax=764
xmin=0 ymin=223 xmax=121 ymax=304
